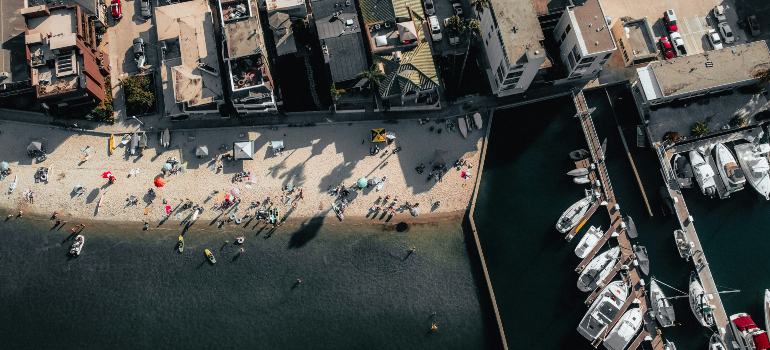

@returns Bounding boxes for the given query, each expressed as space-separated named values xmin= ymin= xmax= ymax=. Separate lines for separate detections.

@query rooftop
xmin=24 ymin=6 xmax=83 ymax=96
xmin=266 ymin=0 xmax=305 ymax=12
xmin=224 ymin=16 xmax=265 ymax=58
xmin=228 ymin=54 xmax=271 ymax=91
xmin=313 ymin=0 xmax=361 ymax=38
xmin=531 ymin=0 xmax=574 ymax=16
xmin=645 ymin=41 xmax=770 ymax=99
xmin=570 ymin=0 xmax=614 ymax=54
xmin=373 ymin=40 xmax=438 ymax=98
xmin=489 ymin=0 xmax=546 ymax=65
xmin=622 ymin=18 xmax=656 ymax=58
xmin=220 ymin=0 xmax=251 ymax=23
xmin=156 ymin=0 xmax=223 ymax=108
xmin=311 ymin=0 xmax=367 ymax=82
xmin=268 ymin=11 xmax=297 ymax=56
xmin=358 ymin=0 xmax=395 ymax=24
xmin=321 ymin=35 xmax=367 ymax=82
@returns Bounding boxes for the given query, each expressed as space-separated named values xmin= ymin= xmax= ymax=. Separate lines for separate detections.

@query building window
xmin=501 ymin=85 xmax=517 ymax=91
xmin=510 ymin=64 xmax=524 ymax=70
xmin=496 ymin=64 xmax=505 ymax=84
xmin=575 ymin=63 xmax=591 ymax=69
xmin=503 ymin=77 xmax=519 ymax=85
xmin=560 ymin=24 xmax=571 ymax=42
xmin=604 ymin=52 xmax=613 ymax=60
xmin=506 ymin=71 xmax=523 ymax=78
xmin=568 ymin=52 xmax=576 ymax=70
xmin=599 ymin=59 xmax=608 ymax=66
xmin=571 ymin=45 xmax=581 ymax=63
xmin=580 ymin=56 xmax=596 ymax=64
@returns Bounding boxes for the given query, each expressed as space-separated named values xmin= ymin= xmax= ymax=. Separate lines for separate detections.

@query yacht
xmin=674 ymin=229 xmax=694 ymax=261
xmin=690 ymin=272 xmax=716 ymax=327
xmin=710 ymin=332 xmax=727 ymax=350
xmin=689 ymin=150 xmax=717 ymax=197
xmin=649 ymin=279 xmax=676 ymax=327
xmin=734 ymin=143 xmax=770 ymax=200
xmin=575 ymin=225 xmax=602 ymax=259
xmin=556 ymin=191 xmax=595 ymax=233
xmin=715 ymin=143 xmax=746 ymax=193
xmin=673 ymin=154 xmax=694 ymax=188
xmin=69 ymin=235 xmax=84 ymax=257
xmin=603 ymin=307 xmax=643 ymax=350
xmin=577 ymin=246 xmax=620 ymax=292
xmin=765 ymin=289 xmax=770 ymax=335
xmin=633 ymin=245 xmax=649 ymax=275
xmin=664 ymin=339 xmax=678 ymax=350
xmin=730 ymin=313 xmax=770 ymax=350
xmin=577 ymin=280 xmax=628 ymax=341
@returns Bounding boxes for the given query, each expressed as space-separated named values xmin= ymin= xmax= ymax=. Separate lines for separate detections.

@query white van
xmin=429 ymin=16 xmax=442 ymax=42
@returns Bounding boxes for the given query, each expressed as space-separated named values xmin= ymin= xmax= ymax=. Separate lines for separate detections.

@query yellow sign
xmin=371 ymin=128 xmax=386 ymax=143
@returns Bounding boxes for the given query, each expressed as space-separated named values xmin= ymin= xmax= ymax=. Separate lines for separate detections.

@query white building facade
xmin=552 ymin=0 xmax=615 ymax=80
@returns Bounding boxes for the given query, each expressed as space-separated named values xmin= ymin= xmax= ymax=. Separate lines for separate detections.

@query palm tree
xmin=457 ymin=19 xmax=481 ymax=88
xmin=446 ymin=15 xmax=464 ymax=35
xmin=691 ymin=121 xmax=709 ymax=137
xmin=471 ymin=0 xmax=490 ymax=13
xmin=357 ymin=64 xmax=385 ymax=88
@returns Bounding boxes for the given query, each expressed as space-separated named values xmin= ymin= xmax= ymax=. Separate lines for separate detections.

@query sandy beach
xmin=0 ymin=117 xmax=486 ymax=226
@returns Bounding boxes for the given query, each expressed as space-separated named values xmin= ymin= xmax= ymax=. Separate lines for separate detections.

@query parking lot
xmin=418 ymin=0 xmax=466 ymax=56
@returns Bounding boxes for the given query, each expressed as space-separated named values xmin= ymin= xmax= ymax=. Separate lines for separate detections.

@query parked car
xmin=747 ymin=15 xmax=761 ymax=37
xmin=133 ymin=38 xmax=146 ymax=69
xmin=428 ymin=16 xmax=442 ymax=42
xmin=110 ymin=0 xmax=122 ymax=20
xmin=708 ymin=29 xmax=723 ymax=50
xmin=444 ymin=18 xmax=459 ymax=45
xmin=670 ymin=32 xmax=686 ymax=55
xmin=718 ymin=22 xmax=734 ymax=44
xmin=713 ymin=5 xmax=726 ymax=23
xmin=140 ymin=0 xmax=151 ymax=18
xmin=664 ymin=9 xmax=678 ymax=32
xmin=452 ymin=3 xmax=463 ymax=16
xmin=659 ymin=37 xmax=674 ymax=59
xmin=422 ymin=0 xmax=435 ymax=16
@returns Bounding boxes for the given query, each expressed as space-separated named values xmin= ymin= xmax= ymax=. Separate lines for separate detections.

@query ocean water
xmin=0 ymin=216 xmax=492 ymax=349
xmin=474 ymin=86 xmax=770 ymax=349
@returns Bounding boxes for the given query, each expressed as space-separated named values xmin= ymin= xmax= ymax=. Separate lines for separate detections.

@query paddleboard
xmin=377 ymin=175 xmax=387 ymax=191
xmin=47 ymin=164 xmax=53 ymax=183
xmin=192 ymin=209 xmax=199 ymax=221
xmin=575 ymin=218 xmax=588 ymax=233
xmin=567 ymin=168 xmax=590 ymax=176
xmin=8 ymin=175 xmax=17 ymax=194
xmin=457 ymin=117 xmax=467 ymax=139
xmin=96 ymin=192 xmax=104 ymax=215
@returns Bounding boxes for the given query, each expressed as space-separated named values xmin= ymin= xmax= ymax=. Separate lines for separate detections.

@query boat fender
xmin=688 ymin=215 xmax=694 ymax=223
xmin=595 ymin=180 xmax=602 ymax=188
xmin=610 ymin=231 xmax=619 ymax=238
xmin=620 ymin=222 xmax=627 ymax=229
xmin=613 ymin=204 xmax=620 ymax=211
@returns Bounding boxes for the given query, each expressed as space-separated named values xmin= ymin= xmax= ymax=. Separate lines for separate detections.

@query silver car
xmin=423 ymin=0 xmax=434 ymax=16
xmin=133 ymin=37 xmax=146 ymax=69
xmin=140 ymin=0 xmax=151 ymax=19
xmin=718 ymin=22 xmax=734 ymax=44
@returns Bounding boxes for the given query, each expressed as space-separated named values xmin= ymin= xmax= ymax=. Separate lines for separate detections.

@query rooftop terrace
xmin=571 ymin=0 xmax=614 ymax=54
xmin=220 ymin=0 xmax=251 ymax=23
xmin=489 ymin=0 xmax=546 ymax=65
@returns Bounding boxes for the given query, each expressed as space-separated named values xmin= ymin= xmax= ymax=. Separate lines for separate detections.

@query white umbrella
xmin=231 ymin=188 xmax=240 ymax=197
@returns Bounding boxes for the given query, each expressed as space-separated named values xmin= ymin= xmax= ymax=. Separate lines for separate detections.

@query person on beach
xmin=7 ymin=214 xmax=12 ymax=219
xmin=18 ymin=211 xmax=23 ymax=217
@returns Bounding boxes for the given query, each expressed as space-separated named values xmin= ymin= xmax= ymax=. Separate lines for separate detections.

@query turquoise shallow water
xmin=475 ymin=87 xmax=770 ymax=349
xmin=0 ymin=216 xmax=492 ymax=349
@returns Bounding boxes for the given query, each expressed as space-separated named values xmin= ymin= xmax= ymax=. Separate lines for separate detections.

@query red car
xmin=111 ymin=0 xmax=122 ymax=20
xmin=660 ymin=37 xmax=674 ymax=59
xmin=664 ymin=9 xmax=678 ymax=32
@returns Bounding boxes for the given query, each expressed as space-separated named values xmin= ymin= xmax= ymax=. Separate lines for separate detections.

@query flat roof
xmin=268 ymin=11 xmax=296 ymax=56
xmin=650 ymin=41 xmax=770 ymax=98
xmin=313 ymin=0 xmax=361 ymax=38
xmin=27 ymin=8 xmax=76 ymax=37
xmin=571 ymin=0 xmax=614 ymax=54
xmin=322 ymin=34 xmax=367 ymax=82
xmin=490 ymin=0 xmax=546 ymax=64
xmin=531 ymin=0 xmax=573 ymax=16
xmin=266 ymin=0 xmax=304 ymax=11
xmin=624 ymin=18 xmax=655 ymax=57
xmin=224 ymin=16 xmax=264 ymax=58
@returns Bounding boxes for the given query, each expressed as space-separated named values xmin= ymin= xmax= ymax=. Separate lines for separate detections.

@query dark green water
xmin=475 ymin=87 xmax=770 ymax=349
xmin=0 ymin=216 xmax=492 ymax=349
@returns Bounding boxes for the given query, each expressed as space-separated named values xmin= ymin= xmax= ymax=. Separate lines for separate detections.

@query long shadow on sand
xmin=287 ymin=214 xmax=327 ymax=249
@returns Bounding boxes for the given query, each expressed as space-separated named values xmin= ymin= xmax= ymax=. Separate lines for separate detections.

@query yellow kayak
xmin=205 ymin=249 xmax=216 ymax=264
xmin=109 ymin=134 xmax=115 ymax=155
xmin=575 ymin=218 xmax=588 ymax=233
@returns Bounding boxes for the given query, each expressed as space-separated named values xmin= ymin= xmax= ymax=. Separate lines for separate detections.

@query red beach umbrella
xmin=102 ymin=171 xmax=112 ymax=179
xmin=154 ymin=177 xmax=166 ymax=187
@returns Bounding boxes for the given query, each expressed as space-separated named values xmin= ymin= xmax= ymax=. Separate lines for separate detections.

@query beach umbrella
xmin=433 ymin=150 xmax=448 ymax=166
xmin=154 ymin=177 xmax=166 ymax=187
xmin=0 ymin=162 xmax=8 ymax=171
xmin=102 ymin=171 xmax=113 ymax=179
xmin=162 ymin=162 xmax=173 ymax=171
xmin=371 ymin=128 xmax=386 ymax=143
xmin=196 ymin=145 xmax=208 ymax=156
xmin=231 ymin=187 xmax=240 ymax=197
xmin=27 ymin=139 xmax=43 ymax=152
xmin=410 ymin=207 xmax=419 ymax=217
xmin=166 ymin=206 xmax=172 ymax=214
xmin=368 ymin=177 xmax=380 ymax=186
xmin=357 ymin=177 xmax=368 ymax=188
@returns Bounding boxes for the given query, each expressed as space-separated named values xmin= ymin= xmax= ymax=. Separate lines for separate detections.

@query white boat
xmin=577 ymin=246 xmax=620 ymax=292
xmin=577 ymin=280 xmax=628 ymax=341
xmin=690 ymin=272 xmax=716 ymax=327
xmin=575 ymin=225 xmax=602 ymax=259
xmin=650 ymin=279 xmax=676 ymax=327
xmin=377 ymin=175 xmax=387 ymax=191
xmin=8 ymin=175 xmax=17 ymax=194
xmin=69 ymin=235 xmax=84 ymax=257
xmin=674 ymin=229 xmax=694 ymax=261
xmin=734 ymin=143 xmax=770 ymax=200
xmin=729 ymin=312 xmax=770 ymax=350
xmin=472 ymin=112 xmax=482 ymax=129
xmin=689 ymin=150 xmax=717 ymax=197
xmin=457 ymin=117 xmax=467 ymax=139
xmin=673 ymin=154 xmax=694 ymax=188
xmin=710 ymin=332 xmax=727 ymax=350
xmin=574 ymin=176 xmax=590 ymax=184
xmin=603 ymin=307 xmax=643 ymax=350
xmin=568 ymin=168 xmax=590 ymax=176
xmin=715 ymin=143 xmax=746 ymax=192
xmin=765 ymin=289 xmax=770 ymax=335
xmin=556 ymin=192 xmax=595 ymax=233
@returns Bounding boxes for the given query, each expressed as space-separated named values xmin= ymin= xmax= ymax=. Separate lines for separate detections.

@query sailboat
xmin=734 ymin=143 xmax=770 ymax=200
xmin=690 ymin=272 xmax=716 ymax=327
xmin=603 ymin=307 xmax=643 ymax=350
xmin=574 ymin=225 xmax=602 ymax=259
xmin=649 ymin=279 xmax=676 ymax=327
xmin=577 ymin=246 xmax=620 ymax=292
xmin=556 ymin=191 xmax=595 ymax=233
xmin=715 ymin=143 xmax=746 ymax=193
xmin=577 ymin=280 xmax=628 ymax=341
xmin=633 ymin=245 xmax=649 ymax=275
xmin=689 ymin=150 xmax=717 ymax=197
xmin=765 ymin=289 xmax=770 ymax=336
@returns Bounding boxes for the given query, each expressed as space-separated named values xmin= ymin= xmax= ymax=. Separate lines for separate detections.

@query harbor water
xmin=474 ymin=87 xmax=770 ymax=349
xmin=0 ymin=216 xmax=492 ymax=349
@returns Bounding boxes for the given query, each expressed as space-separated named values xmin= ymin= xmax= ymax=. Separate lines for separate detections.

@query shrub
xmin=691 ymin=121 xmax=708 ymax=137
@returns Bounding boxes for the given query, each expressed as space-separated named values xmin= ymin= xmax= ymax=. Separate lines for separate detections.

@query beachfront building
xmin=266 ymin=0 xmax=307 ymax=57
xmin=218 ymin=0 xmax=277 ymax=114
xmin=610 ymin=17 xmax=658 ymax=67
xmin=22 ymin=5 xmax=111 ymax=110
xmin=359 ymin=0 xmax=440 ymax=109
xmin=310 ymin=0 xmax=367 ymax=88
xmin=56 ymin=0 xmax=108 ymax=28
xmin=475 ymin=0 xmax=547 ymax=97
xmin=156 ymin=0 xmax=225 ymax=120
xmin=551 ymin=0 xmax=615 ymax=80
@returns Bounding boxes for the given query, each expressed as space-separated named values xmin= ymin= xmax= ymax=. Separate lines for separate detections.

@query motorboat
xmin=729 ymin=313 xmax=770 ymax=350
xmin=649 ymin=279 xmax=676 ymax=327
xmin=689 ymin=150 xmax=717 ymax=197
xmin=577 ymin=246 xmax=620 ymax=292
xmin=568 ymin=168 xmax=590 ymax=176
xmin=205 ymin=249 xmax=216 ymax=264
xmin=664 ymin=339 xmax=677 ymax=350
xmin=715 ymin=143 xmax=746 ymax=192
xmin=765 ymin=289 xmax=770 ymax=335
xmin=556 ymin=191 xmax=595 ymax=233
xmin=633 ymin=245 xmax=649 ymax=275
xmin=603 ymin=307 xmax=643 ymax=350
xmin=673 ymin=154 xmax=694 ymax=188
xmin=472 ymin=112 xmax=482 ymax=129
xmin=734 ymin=143 xmax=770 ymax=200
xmin=624 ymin=216 xmax=638 ymax=239
xmin=69 ymin=235 xmax=84 ymax=257
xmin=690 ymin=272 xmax=716 ymax=327
xmin=577 ymin=280 xmax=628 ymax=341
xmin=575 ymin=225 xmax=602 ymax=259
xmin=574 ymin=176 xmax=590 ymax=184
xmin=674 ymin=229 xmax=694 ymax=261
xmin=178 ymin=235 xmax=184 ymax=252
xmin=570 ymin=149 xmax=590 ymax=161
xmin=457 ymin=117 xmax=467 ymax=139
xmin=332 ymin=202 xmax=344 ymax=220
xmin=710 ymin=332 xmax=727 ymax=350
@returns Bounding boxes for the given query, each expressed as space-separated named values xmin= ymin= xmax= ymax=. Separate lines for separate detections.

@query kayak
xmin=178 ymin=235 xmax=184 ymax=252
xmin=205 ymin=249 xmax=216 ymax=264
xmin=109 ymin=134 xmax=115 ymax=155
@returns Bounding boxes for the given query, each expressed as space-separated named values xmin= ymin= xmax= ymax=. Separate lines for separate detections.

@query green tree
xmin=457 ymin=19 xmax=481 ymax=88
xmin=446 ymin=15 xmax=464 ymax=36
xmin=124 ymin=75 xmax=155 ymax=115
xmin=471 ymin=0 xmax=490 ymax=13
xmin=691 ymin=121 xmax=709 ymax=137
xmin=357 ymin=64 xmax=385 ymax=87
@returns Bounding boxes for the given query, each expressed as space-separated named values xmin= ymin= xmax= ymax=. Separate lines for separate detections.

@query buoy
xmin=688 ymin=215 xmax=694 ymax=223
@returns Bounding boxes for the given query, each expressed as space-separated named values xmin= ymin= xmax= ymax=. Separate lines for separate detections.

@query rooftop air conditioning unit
xmin=346 ymin=19 xmax=353 ymax=26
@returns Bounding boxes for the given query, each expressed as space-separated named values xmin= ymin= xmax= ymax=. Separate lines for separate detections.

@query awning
xmin=753 ymin=332 xmax=770 ymax=350
xmin=433 ymin=149 xmax=448 ymax=165
xmin=233 ymin=140 xmax=255 ymax=160
xmin=733 ymin=315 xmax=757 ymax=330
xmin=371 ymin=128 xmax=386 ymax=143
xmin=397 ymin=21 xmax=418 ymax=42
xmin=196 ymin=145 xmax=208 ymax=156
